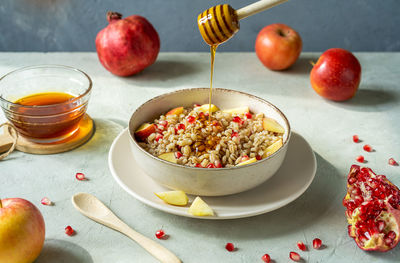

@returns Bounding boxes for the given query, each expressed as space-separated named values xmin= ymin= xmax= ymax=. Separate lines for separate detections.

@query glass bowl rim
xmin=0 ymin=64 xmax=92 ymax=109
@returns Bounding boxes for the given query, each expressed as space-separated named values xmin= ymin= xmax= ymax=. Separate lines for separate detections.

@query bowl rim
xmin=128 ymin=87 xmax=291 ymax=171
xmin=0 ymin=64 xmax=92 ymax=109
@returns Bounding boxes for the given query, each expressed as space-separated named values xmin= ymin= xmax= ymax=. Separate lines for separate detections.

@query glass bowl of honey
xmin=0 ymin=65 xmax=92 ymax=143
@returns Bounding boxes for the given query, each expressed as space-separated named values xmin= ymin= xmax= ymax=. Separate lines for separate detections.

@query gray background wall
xmin=1 ymin=0 xmax=399 ymax=52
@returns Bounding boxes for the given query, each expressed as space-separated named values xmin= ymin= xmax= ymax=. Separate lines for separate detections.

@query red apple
xmin=134 ymin=123 xmax=156 ymax=141
xmin=96 ymin=12 xmax=160 ymax=76
xmin=310 ymin=48 xmax=361 ymax=101
xmin=0 ymin=198 xmax=45 ymax=263
xmin=255 ymin=23 xmax=302 ymax=70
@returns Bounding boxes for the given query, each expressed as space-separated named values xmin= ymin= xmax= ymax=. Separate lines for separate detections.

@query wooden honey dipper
xmin=198 ymin=0 xmax=288 ymax=45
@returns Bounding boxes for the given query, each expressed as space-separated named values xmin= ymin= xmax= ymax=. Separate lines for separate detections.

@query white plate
xmin=108 ymin=129 xmax=316 ymax=220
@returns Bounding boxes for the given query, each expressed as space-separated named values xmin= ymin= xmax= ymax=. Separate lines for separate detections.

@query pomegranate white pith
xmin=343 ymin=165 xmax=400 ymax=251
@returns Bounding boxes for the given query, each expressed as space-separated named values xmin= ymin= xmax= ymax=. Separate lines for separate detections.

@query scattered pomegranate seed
xmin=155 ymin=229 xmax=165 ymax=239
xmin=175 ymin=152 xmax=183 ymax=159
xmin=187 ymin=116 xmax=196 ymax=123
xmin=256 ymin=155 xmax=262 ymax=160
xmin=313 ymin=238 xmax=322 ymax=249
xmin=177 ymin=123 xmax=185 ymax=130
xmin=40 ymin=197 xmax=52 ymax=206
xmin=363 ymin=144 xmax=373 ymax=152
xmin=289 ymin=251 xmax=301 ymax=261
xmin=195 ymin=163 xmax=202 ymax=168
xmin=174 ymin=128 xmax=178 ymax=134
xmin=231 ymin=132 xmax=239 ymax=138
xmin=232 ymin=116 xmax=242 ymax=123
xmin=65 ymin=226 xmax=75 ymax=236
xmin=207 ymin=163 xmax=216 ymax=168
xmin=198 ymin=112 xmax=206 ymax=119
xmin=388 ymin=158 xmax=398 ymax=166
xmin=215 ymin=161 xmax=223 ymax=168
xmin=297 ymin=241 xmax=307 ymax=251
xmin=353 ymin=135 xmax=359 ymax=143
xmin=225 ymin=242 xmax=235 ymax=252
xmin=356 ymin=155 xmax=365 ymax=163
xmin=245 ymin=112 xmax=252 ymax=119
xmin=261 ymin=253 xmax=271 ymax=263
xmin=75 ymin=173 xmax=86 ymax=181
xmin=242 ymin=155 xmax=249 ymax=161
xmin=155 ymin=134 xmax=163 ymax=142
xmin=194 ymin=103 xmax=201 ymax=107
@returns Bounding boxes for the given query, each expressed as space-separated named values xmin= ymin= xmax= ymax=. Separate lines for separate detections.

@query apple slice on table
xmin=222 ymin=106 xmax=249 ymax=114
xmin=155 ymin=190 xmax=188 ymax=206
xmin=135 ymin=123 xmax=156 ymax=141
xmin=158 ymin=152 xmax=177 ymax=163
xmin=196 ymin=104 xmax=219 ymax=113
xmin=188 ymin=197 xmax=214 ymax=216
xmin=263 ymin=139 xmax=283 ymax=158
xmin=236 ymin=157 xmax=257 ymax=166
xmin=262 ymin=117 xmax=285 ymax=134
xmin=166 ymin=107 xmax=184 ymax=116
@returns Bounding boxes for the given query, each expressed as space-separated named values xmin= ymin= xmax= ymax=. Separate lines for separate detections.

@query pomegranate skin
xmin=96 ymin=12 xmax=160 ymax=77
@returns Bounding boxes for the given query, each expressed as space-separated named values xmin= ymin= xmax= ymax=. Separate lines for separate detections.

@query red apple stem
xmin=107 ymin=11 xmax=122 ymax=23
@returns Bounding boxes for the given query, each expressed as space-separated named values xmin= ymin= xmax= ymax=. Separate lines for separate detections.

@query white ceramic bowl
xmin=128 ymin=88 xmax=291 ymax=196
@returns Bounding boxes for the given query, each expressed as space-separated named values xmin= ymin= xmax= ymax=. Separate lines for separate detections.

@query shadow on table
xmin=278 ymin=54 xmax=319 ymax=75
xmin=35 ymin=239 xmax=93 ymax=263
xmin=325 ymin=85 xmax=398 ymax=112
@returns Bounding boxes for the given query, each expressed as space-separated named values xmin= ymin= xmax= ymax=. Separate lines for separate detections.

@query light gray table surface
xmin=1 ymin=52 xmax=399 ymax=263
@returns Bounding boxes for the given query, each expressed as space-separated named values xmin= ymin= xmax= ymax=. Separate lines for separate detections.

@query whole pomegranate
xmin=95 ymin=12 xmax=160 ymax=76
xmin=343 ymin=165 xmax=400 ymax=251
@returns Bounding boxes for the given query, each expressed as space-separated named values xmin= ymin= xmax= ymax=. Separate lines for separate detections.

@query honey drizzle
xmin=208 ymin=44 xmax=218 ymax=122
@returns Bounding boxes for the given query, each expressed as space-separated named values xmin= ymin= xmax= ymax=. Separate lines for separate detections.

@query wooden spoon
xmin=71 ymin=192 xmax=181 ymax=263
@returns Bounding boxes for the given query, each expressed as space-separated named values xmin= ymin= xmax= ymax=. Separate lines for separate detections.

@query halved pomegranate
xmin=343 ymin=165 xmax=400 ymax=251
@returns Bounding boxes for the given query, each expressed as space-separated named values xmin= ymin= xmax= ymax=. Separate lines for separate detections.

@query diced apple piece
xmin=188 ymin=196 xmax=214 ymax=216
xmin=236 ymin=157 xmax=257 ymax=166
xmin=196 ymin=104 xmax=219 ymax=113
xmin=135 ymin=123 xmax=156 ymax=141
xmin=222 ymin=106 xmax=249 ymax=114
xmin=262 ymin=117 xmax=285 ymax=134
xmin=166 ymin=106 xmax=184 ymax=116
xmin=155 ymin=190 xmax=188 ymax=206
xmin=263 ymin=139 xmax=283 ymax=158
xmin=158 ymin=152 xmax=177 ymax=163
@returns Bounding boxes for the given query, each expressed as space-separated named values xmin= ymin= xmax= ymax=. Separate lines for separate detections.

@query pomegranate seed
xmin=261 ymin=254 xmax=271 ymax=263
xmin=207 ymin=163 xmax=216 ymax=168
xmin=313 ymin=238 xmax=322 ymax=249
xmin=245 ymin=112 xmax=252 ymax=119
xmin=388 ymin=158 xmax=398 ymax=166
xmin=65 ymin=226 xmax=74 ymax=236
xmin=155 ymin=134 xmax=163 ymax=142
xmin=241 ymin=155 xmax=249 ymax=162
xmin=256 ymin=155 xmax=262 ymax=160
xmin=174 ymin=128 xmax=178 ymax=134
xmin=155 ymin=229 xmax=165 ymax=239
xmin=198 ymin=112 xmax=206 ymax=119
xmin=215 ymin=162 xmax=223 ymax=168
xmin=363 ymin=144 xmax=373 ymax=152
xmin=175 ymin=152 xmax=183 ymax=159
xmin=353 ymin=135 xmax=359 ymax=143
xmin=187 ymin=116 xmax=196 ymax=123
xmin=195 ymin=163 xmax=202 ymax=168
xmin=232 ymin=116 xmax=242 ymax=123
xmin=40 ymin=197 xmax=52 ymax=206
xmin=289 ymin=251 xmax=301 ymax=261
xmin=297 ymin=241 xmax=307 ymax=251
xmin=356 ymin=155 xmax=365 ymax=163
xmin=231 ymin=132 xmax=239 ymax=138
xmin=225 ymin=242 xmax=235 ymax=252
xmin=177 ymin=123 xmax=185 ymax=130
xmin=194 ymin=103 xmax=201 ymax=107
xmin=75 ymin=173 xmax=86 ymax=181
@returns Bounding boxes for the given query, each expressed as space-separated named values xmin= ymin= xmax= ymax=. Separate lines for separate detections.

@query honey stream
xmin=208 ymin=45 xmax=218 ymax=122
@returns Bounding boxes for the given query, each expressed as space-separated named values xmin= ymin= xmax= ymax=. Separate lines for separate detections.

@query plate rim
xmin=108 ymin=128 xmax=317 ymax=220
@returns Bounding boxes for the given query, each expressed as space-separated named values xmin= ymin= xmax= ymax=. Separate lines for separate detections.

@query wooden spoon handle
xmin=236 ymin=0 xmax=289 ymax=20
xmin=0 ymin=123 xmax=18 ymax=160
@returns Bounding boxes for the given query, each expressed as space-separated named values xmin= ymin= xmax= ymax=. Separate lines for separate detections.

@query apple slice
xmin=262 ymin=117 xmax=285 ymax=134
xmin=196 ymin=104 xmax=219 ymax=113
xmin=155 ymin=190 xmax=188 ymax=206
xmin=166 ymin=107 xmax=184 ymax=116
xmin=135 ymin=123 xmax=156 ymax=141
xmin=188 ymin=196 xmax=214 ymax=216
xmin=158 ymin=152 xmax=177 ymax=163
xmin=222 ymin=106 xmax=249 ymax=115
xmin=263 ymin=139 xmax=283 ymax=158
xmin=236 ymin=157 xmax=257 ymax=166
